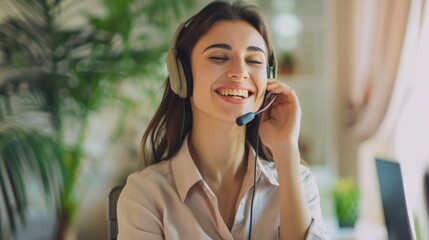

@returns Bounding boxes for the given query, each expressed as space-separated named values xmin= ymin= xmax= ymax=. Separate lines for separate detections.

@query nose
xmin=226 ymin=57 xmax=249 ymax=79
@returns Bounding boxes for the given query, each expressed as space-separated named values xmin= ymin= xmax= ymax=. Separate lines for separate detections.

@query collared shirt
xmin=117 ymin=138 xmax=330 ymax=240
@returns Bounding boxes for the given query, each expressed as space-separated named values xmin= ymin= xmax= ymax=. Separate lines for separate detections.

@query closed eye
xmin=247 ymin=60 xmax=263 ymax=65
xmin=209 ymin=56 xmax=228 ymax=63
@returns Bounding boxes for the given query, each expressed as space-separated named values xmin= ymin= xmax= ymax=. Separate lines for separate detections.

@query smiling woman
xmin=117 ymin=1 xmax=330 ymax=239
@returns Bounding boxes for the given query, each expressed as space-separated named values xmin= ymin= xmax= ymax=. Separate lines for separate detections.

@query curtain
xmin=347 ymin=0 xmax=411 ymax=141
xmin=334 ymin=0 xmax=412 ymax=179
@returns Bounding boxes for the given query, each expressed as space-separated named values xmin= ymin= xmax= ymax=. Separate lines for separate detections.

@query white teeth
xmin=219 ymin=89 xmax=249 ymax=98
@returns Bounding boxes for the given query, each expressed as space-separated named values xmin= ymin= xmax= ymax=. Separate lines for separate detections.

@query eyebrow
xmin=203 ymin=43 xmax=266 ymax=55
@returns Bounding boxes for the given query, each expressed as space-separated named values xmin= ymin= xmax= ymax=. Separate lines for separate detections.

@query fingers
xmin=265 ymin=79 xmax=299 ymax=107
xmin=260 ymin=79 xmax=296 ymax=122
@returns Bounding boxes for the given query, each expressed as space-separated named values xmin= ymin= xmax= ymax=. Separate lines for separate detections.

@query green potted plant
xmin=0 ymin=0 xmax=196 ymax=239
xmin=279 ymin=51 xmax=298 ymax=75
xmin=333 ymin=177 xmax=360 ymax=228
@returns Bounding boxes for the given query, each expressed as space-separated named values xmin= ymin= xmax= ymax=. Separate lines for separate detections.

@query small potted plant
xmin=279 ymin=51 xmax=297 ymax=75
xmin=333 ymin=178 xmax=360 ymax=228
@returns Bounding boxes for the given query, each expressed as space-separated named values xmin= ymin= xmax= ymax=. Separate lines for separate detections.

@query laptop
xmin=375 ymin=158 xmax=414 ymax=240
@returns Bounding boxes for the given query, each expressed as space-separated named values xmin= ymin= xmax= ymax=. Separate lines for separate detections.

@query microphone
xmin=236 ymin=94 xmax=278 ymax=126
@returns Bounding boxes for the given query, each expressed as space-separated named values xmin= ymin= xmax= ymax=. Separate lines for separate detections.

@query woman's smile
xmin=218 ymin=88 xmax=250 ymax=99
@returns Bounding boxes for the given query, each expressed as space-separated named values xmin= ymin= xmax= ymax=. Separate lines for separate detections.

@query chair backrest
xmin=107 ymin=185 xmax=124 ymax=240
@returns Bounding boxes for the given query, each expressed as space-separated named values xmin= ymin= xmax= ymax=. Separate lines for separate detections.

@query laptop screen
xmin=375 ymin=158 xmax=413 ymax=240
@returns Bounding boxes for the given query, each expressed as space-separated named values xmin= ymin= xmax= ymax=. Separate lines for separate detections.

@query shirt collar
xmin=171 ymin=135 xmax=203 ymax=202
xmin=171 ymin=136 xmax=279 ymax=202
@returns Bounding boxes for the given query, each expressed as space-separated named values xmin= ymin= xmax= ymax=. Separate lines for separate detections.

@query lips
xmin=217 ymin=88 xmax=254 ymax=99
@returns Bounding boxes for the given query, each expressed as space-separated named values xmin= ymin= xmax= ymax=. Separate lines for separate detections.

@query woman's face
xmin=190 ymin=20 xmax=269 ymax=125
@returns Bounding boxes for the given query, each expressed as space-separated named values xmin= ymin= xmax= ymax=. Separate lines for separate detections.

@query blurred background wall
xmin=1 ymin=0 xmax=428 ymax=239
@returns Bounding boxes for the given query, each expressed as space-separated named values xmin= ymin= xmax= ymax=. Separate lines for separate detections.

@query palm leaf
xmin=0 ymin=86 xmax=63 ymax=240
xmin=0 ymin=0 xmax=198 ymax=238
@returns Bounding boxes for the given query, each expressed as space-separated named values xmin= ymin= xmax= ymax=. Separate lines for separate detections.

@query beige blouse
xmin=117 ymin=138 xmax=330 ymax=240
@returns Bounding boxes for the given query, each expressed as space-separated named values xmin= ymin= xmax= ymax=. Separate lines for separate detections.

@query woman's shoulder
xmin=120 ymin=160 xmax=174 ymax=198
xmin=127 ymin=160 xmax=172 ymax=183
xmin=116 ymin=161 xmax=177 ymax=224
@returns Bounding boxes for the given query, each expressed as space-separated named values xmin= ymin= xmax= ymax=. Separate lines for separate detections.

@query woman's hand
xmin=259 ymin=79 xmax=301 ymax=156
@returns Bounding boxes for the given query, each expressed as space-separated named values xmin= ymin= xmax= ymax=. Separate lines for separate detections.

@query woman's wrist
xmin=271 ymin=142 xmax=301 ymax=167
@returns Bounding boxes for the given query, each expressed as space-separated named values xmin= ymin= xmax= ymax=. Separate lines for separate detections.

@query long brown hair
xmin=140 ymin=0 xmax=275 ymax=167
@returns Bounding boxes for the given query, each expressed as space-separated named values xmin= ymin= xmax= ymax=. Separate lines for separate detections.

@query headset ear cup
xmin=167 ymin=47 xmax=183 ymax=97
xmin=266 ymin=52 xmax=278 ymax=79
xmin=178 ymin=56 xmax=193 ymax=98
xmin=272 ymin=52 xmax=278 ymax=79
xmin=166 ymin=22 xmax=194 ymax=98
xmin=175 ymin=58 xmax=191 ymax=98
xmin=167 ymin=52 xmax=192 ymax=98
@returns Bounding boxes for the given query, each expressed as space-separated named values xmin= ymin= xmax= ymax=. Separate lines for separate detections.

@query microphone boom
xmin=235 ymin=94 xmax=278 ymax=126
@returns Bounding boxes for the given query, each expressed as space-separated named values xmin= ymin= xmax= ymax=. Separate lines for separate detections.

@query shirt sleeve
xmin=305 ymin=218 xmax=331 ymax=240
xmin=301 ymin=166 xmax=331 ymax=240
xmin=117 ymin=173 xmax=164 ymax=240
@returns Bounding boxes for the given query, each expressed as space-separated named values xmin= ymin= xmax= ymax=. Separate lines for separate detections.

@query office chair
xmin=107 ymin=185 xmax=124 ymax=240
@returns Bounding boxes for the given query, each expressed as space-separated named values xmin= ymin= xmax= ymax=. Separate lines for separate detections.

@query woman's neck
xmin=188 ymin=119 xmax=248 ymax=184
